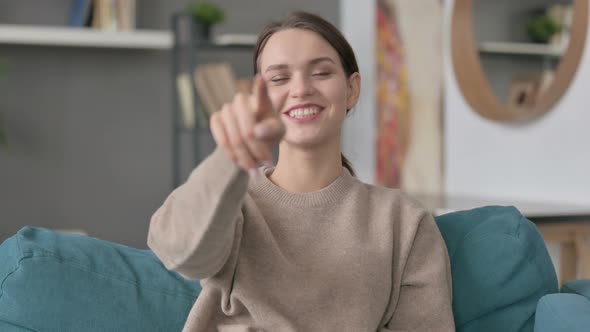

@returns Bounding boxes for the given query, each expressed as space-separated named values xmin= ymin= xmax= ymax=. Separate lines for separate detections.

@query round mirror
xmin=452 ymin=0 xmax=588 ymax=122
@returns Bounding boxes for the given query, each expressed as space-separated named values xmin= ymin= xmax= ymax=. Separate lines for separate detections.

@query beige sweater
xmin=148 ymin=149 xmax=455 ymax=332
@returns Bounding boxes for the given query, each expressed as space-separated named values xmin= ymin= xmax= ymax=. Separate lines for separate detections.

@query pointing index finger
xmin=253 ymin=75 xmax=273 ymax=118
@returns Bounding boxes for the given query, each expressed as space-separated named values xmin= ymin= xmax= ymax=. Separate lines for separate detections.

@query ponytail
xmin=341 ymin=153 xmax=355 ymax=177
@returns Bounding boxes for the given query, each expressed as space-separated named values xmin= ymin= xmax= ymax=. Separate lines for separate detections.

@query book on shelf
xmin=177 ymin=63 xmax=253 ymax=128
xmin=116 ymin=0 xmax=136 ymax=31
xmin=194 ymin=65 xmax=222 ymax=117
xmin=89 ymin=0 xmax=136 ymax=32
xmin=176 ymin=73 xmax=196 ymax=129
xmin=193 ymin=63 xmax=240 ymax=116
xmin=208 ymin=63 xmax=237 ymax=110
xmin=68 ymin=0 xmax=93 ymax=27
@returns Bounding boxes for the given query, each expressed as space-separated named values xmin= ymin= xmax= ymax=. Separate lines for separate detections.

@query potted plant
xmin=526 ymin=14 xmax=562 ymax=44
xmin=187 ymin=1 xmax=225 ymax=41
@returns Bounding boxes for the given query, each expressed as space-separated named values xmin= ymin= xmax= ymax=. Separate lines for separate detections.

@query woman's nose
xmin=290 ymin=74 xmax=315 ymax=98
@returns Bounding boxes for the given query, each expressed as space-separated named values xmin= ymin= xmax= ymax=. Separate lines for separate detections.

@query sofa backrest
xmin=435 ymin=206 xmax=559 ymax=332
xmin=0 ymin=227 xmax=201 ymax=331
xmin=0 ymin=205 xmax=558 ymax=332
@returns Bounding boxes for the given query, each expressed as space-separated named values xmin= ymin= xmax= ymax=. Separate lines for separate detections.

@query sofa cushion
xmin=534 ymin=293 xmax=590 ymax=332
xmin=435 ymin=206 xmax=558 ymax=332
xmin=0 ymin=227 xmax=201 ymax=332
xmin=561 ymin=279 xmax=590 ymax=300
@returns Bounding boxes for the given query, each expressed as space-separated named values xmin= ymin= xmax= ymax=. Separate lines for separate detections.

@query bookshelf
xmin=0 ymin=24 xmax=172 ymax=50
xmin=171 ymin=13 xmax=255 ymax=187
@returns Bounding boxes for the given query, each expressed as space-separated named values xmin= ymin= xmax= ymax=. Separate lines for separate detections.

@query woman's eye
xmin=270 ymin=76 xmax=288 ymax=83
xmin=312 ymin=72 xmax=331 ymax=77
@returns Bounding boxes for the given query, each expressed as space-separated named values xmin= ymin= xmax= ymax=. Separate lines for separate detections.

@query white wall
xmin=341 ymin=0 xmax=590 ymax=205
xmin=443 ymin=0 xmax=590 ymax=206
xmin=340 ymin=0 xmax=377 ymax=184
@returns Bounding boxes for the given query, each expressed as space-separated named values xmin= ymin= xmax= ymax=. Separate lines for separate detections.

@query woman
xmin=148 ymin=11 xmax=454 ymax=332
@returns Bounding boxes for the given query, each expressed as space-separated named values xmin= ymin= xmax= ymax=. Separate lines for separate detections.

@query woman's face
xmin=258 ymin=28 xmax=360 ymax=149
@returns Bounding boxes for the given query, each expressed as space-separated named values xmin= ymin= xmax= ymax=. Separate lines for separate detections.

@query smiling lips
xmin=283 ymin=104 xmax=324 ymax=122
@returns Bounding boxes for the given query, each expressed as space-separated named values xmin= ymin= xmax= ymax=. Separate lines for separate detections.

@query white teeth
xmin=288 ymin=107 xmax=320 ymax=119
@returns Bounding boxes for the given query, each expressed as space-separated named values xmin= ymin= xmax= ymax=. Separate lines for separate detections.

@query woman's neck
xmin=269 ymin=141 xmax=343 ymax=193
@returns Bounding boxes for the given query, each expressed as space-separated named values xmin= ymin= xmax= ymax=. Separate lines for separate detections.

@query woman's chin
xmin=281 ymin=126 xmax=340 ymax=150
xmin=281 ymin=135 xmax=324 ymax=149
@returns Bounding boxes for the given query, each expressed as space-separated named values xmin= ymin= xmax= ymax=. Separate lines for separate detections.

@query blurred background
xmin=0 ymin=0 xmax=339 ymax=247
xmin=0 ymin=0 xmax=588 ymax=280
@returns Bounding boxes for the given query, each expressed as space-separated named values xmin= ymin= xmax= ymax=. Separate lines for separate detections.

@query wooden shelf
xmin=478 ymin=41 xmax=565 ymax=57
xmin=0 ymin=24 xmax=172 ymax=50
xmin=212 ymin=34 xmax=257 ymax=46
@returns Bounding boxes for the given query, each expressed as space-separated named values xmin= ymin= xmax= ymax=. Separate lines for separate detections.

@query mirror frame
xmin=451 ymin=0 xmax=588 ymax=122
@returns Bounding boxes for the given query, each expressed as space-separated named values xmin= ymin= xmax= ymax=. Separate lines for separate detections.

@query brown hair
xmin=253 ymin=11 xmax=358 ymax=177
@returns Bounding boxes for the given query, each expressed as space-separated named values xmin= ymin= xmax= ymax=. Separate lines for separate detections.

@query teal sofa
xmin=0 ymin=206 xmax=589 ymax=331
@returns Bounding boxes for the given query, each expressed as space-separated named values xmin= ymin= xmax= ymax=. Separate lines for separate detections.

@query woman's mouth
xmin=283 ymin=104 xmax=324 ymax=123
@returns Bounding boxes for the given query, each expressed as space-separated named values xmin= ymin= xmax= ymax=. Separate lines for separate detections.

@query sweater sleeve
xmin=147 ymin=148 xmax=249 ymax=280
xmin=383 ymin=214 xmax=455 ymax=332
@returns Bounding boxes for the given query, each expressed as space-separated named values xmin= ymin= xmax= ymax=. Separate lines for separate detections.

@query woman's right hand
xmin=209 ymin=75 xmax=285 ymax=173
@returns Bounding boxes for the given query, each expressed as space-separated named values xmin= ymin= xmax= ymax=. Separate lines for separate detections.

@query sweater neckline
xmin=250 ymin=167 xmax=355 ymax=207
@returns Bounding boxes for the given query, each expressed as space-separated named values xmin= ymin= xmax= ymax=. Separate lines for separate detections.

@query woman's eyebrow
xmin=265 ymin=64 xmax=289 ymax=73
xmin=309 ymin=57 xmax=336 ymax=66
xmin=264 ymin=57 xmax=336 ymax=73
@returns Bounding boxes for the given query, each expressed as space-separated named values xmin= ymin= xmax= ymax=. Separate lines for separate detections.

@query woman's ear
xmin=346 ymin=72 xmax=361 ymax=110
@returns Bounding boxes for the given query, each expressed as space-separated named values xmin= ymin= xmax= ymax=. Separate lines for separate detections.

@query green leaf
xmin=187 ymin=1 xmax=225 ymax=25
xmin=526 ymin=14 xmax=562 ymax=43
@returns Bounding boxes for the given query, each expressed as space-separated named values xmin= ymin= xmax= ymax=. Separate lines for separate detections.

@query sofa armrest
xmin=561 ymin=279 xmax=590 ymax=300
xmin=534 ymin=293 xmax=590 ymax=332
